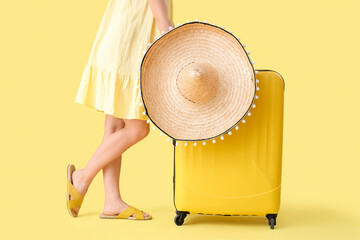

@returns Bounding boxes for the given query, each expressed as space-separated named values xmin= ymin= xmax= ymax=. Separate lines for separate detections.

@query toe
xmin=70 ymin=206 xmax=79 ymax=215
xmin=130 ymin=212 xmax=150 ymax=218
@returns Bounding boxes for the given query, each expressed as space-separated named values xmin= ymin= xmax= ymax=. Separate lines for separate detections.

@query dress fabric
xmin=74 ymin=0 xmax=173 ymax=120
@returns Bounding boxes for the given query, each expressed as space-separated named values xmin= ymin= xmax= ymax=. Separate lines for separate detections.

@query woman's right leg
xmin=70 ymin=114 xmax=150 ymax=215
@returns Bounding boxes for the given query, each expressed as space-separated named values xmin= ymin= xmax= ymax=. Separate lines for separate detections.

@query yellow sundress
xmin=74 ymin=0 xmax=173 ymax=120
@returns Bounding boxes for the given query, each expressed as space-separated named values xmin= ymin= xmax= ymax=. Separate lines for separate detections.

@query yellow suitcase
xmin=172 ymin=70 xmax=285 ymax=229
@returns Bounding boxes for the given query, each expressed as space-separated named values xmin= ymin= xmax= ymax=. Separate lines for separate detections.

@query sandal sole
xmin=99 ymin=213 xmax=152 ymax=220
xmin=66 ymin=164 xmax=78 ymax=217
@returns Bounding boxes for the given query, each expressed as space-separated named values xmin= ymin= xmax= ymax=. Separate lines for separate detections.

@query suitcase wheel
xmin=174 ymin=211 xmax=189 ymax=226
xmin=174 ymin=214 xmax=185 ymax=226
xmin=266 ymin=214 xmax=277 ymax=229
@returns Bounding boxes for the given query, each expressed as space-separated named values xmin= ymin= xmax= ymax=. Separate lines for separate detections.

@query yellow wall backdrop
xmin=0 ymin=0 xmax=359 ymax=239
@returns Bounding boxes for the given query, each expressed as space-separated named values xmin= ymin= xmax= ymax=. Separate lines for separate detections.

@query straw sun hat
xmin=137 ymin=20 xmax=259 ymax=145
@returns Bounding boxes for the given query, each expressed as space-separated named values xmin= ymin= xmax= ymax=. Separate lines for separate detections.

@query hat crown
xmin=190 ymin=67 xmax=203 ymax=79
xmin=176 ymin=62 xmax=219 ymax=104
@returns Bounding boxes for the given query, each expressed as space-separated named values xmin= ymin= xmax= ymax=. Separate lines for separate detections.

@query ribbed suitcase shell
xmin=173 ymin=70 xmax=285 ymax=219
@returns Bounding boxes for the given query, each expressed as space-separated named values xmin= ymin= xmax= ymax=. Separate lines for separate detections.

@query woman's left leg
xmin=101 ymin=114 xmax=150 ymax=217
xmin=101 ymin=116 xmax=124 ymax=213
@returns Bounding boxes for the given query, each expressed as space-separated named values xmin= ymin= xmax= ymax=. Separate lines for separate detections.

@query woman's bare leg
xmin=70 ymin=114 xmax=150 ymax=215
xmin=101 ymin=115 xmax=149 ymax=217
xmin=101 ymin=115 xmax=125 ymax=208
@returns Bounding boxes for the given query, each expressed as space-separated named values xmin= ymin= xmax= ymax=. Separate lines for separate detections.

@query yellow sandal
xmin=99 ymin=206 xmax=152 ymax=220
xmin=66 ymin=164 xmax=84 ymax=217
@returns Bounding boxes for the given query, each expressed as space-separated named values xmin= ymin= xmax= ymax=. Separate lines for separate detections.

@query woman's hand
xmin=147 ymin=0 xmax=174 ymax=34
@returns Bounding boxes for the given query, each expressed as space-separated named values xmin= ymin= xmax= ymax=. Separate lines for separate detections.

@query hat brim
xmin=140 ymin=22 xmax=256 ymax=141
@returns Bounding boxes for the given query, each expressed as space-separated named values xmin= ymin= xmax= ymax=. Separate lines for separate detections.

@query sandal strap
xmin=115 ymin=206 xmax=145 ymax=220
xmin=133 ymin=207 xmax=145 ymax=220
xmin=67 ymin=198 xmax=83 ymax=209
xmin=67 ymin=180 xmax=84 ymax=209
xmin=115 ymin=206 xmax=136 ymax=219
xmin=68 ymin=180 xmax=84 ymax=200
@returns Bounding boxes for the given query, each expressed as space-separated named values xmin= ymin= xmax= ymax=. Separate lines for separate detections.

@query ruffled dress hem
xmin=74 ymin=64 xmax=149 ymax=121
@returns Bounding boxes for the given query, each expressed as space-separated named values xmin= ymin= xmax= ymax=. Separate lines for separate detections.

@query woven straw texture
xmin=141 ymin=22 xmax=255 ymax=141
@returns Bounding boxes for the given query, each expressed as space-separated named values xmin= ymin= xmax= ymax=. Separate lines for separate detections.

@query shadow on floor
xmin=177 ymin=203 xmax=358 ymax=229
xmin=76 ymin=211 xmax=100 ymax=217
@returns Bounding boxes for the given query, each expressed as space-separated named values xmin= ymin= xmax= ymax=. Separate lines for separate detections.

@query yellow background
xmin=0 ymin=0 xmax=359 ymax=239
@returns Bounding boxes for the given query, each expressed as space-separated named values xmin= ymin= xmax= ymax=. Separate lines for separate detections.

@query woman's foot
xmin=103 ymin=199 xmax=151 ymax=218
xmin=70 ymin=169 xmax=90 ymax=215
